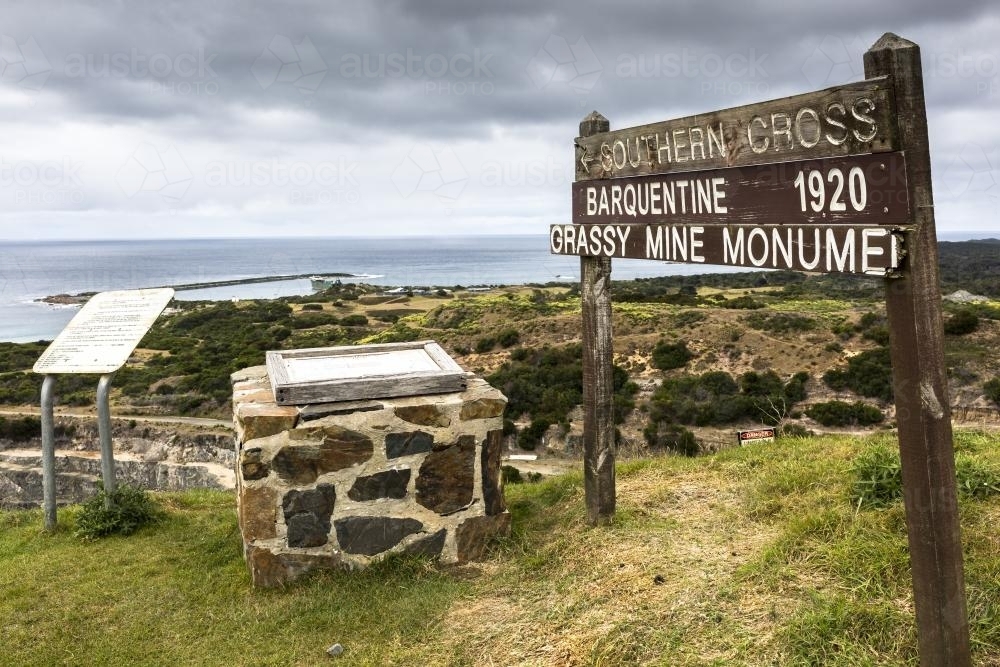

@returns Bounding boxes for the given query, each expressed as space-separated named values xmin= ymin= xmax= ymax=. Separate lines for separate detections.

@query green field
xmin=4 ymin=431 xmax=1000 ymax=665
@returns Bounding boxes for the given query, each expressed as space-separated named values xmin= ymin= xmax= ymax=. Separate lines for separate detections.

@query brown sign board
xmin=576 ymin=77 xmax=897 ymax=181
xmin=572 ymin=152 xmax=909 ymax=227
xmin=550 ymin=223 xmax=903 ymax=276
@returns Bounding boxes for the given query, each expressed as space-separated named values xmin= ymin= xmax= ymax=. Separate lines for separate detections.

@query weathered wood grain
xmin=551 ymin=223 xmax=903 ymax=276
xmin=572 ymin=152 xmax=909 ymax=227
xmin=575 ymin=77 xmax=897 ymax=181
xmin=578 ymin=111 xmax=617 ymax=526
xmin=266 ymin=342 xmax=467 ymax=406
xmin=866 ymin=33 xmax=971 ymax=665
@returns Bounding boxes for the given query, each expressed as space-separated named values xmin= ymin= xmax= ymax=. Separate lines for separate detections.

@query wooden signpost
xmin=557 ymin=33 xmax=970 ymax=665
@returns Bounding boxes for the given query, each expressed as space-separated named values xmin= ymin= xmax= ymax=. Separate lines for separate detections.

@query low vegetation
xmin=806 ymin=400 xmax=885 ymax=427
xmin=823 ymin=346 xmax=894 ymax=402
xmin=4 ymin=431 xmax=1000 ymax=664
xmin=488 ymin=344 xmax=636 ymax=449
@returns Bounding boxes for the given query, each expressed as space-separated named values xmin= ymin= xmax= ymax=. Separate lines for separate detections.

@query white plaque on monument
xmin=33 ymin=288 xmax=175 ymax=374
xmin=266 ymin=341 xmax=467 ymax=405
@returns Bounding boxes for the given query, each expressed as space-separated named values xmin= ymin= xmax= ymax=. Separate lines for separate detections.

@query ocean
xmin=0 ymin=235 xmax=733 ymax=343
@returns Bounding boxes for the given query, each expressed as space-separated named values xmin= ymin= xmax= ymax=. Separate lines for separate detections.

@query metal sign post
xmin=558 ymin=32 xmax=970 ymax=665
xmin=32 ymin=288 xmax=174 ymax=531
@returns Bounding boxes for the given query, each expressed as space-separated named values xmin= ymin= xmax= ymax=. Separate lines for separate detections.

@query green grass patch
xmin=4 ymin=432 xmax=1000 ymax=664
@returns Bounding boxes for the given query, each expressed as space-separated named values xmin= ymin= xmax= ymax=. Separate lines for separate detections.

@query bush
xmin=721 ymin=295 xmax=763 ymax=310
xmin=496 ymin=328 xmax=520 ymax=348
xmin=474 ymin=337 xmax=496 ymax=353
xmin=646 ymin=369 xmax=807 ymax=430
xmin=985 ymin=378 xmax=1000 ymax=406
xmin=75 ymin=484 xmax=161 ymax=539
xmin=643 ymin=422 xmax=699 ymax=456
xmin=823 ymin=347 xmax=893 ymax=402
xmin=651 ymin=340 xmax=693 ymax=370
xmin=944 ymin=309 xmax=979 ymax=336
xmin=745 ymin=312 xmax=816 ymax=334
xmin=340 ymin=314 xmax=369 ymax=327
xmin=300 ymin=303 xmax=323 ymax=311
xmin=806 ymin=401 xmax=884 ymax=427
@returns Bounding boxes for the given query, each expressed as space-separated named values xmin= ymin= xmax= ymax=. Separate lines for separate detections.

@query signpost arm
xmin=578 ymin=111 xmax=616 ymax=526
xmin=40 ymin=374 xmax=57 ymax=532
xmin=864 ymin=33 xmax=971 ymax=665
xmin=96 ymin=374 xmax=117 ymax=500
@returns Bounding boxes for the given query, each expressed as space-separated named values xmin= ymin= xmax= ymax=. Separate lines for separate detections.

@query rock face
xmin=384 ymin=431 xmax=434 ymax=459
xmin=335 ymin=516 xmax=424 ymax=555
xmin=347 ymin=469 xmax=410 ymax=501
xmin=283 ymin=484 xmax=336 ymax=548
xmin=272 ymin=427 xmax=374 ymax=484
xmin=416 ymin=436 xmax=475 ymax=514
xmin=233 ymin=366 xmax=512 ymax=587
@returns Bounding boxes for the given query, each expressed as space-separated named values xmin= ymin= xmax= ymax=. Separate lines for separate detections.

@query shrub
xmin=745 ymin=312 xmax=816 ymax=334
xmin=75 ymin=484 xmax=162 ymax=539
xmin=474 ymin=337 xmax=496 ymax=353
xmin=517 ymin=419 xmax=549 ymax=450
xmin=985 ymin=377 xmax=1000 ymax=406
xmin=823 ymin=347 xmax=893 ymax=402
xmin=643 ymin=422 xmax=699 ymax=456
xmin=496 ymin=328 xmax=520 ymax=348
xmin=943 ymin=309 xmax=979 ymax=336
xmin=651 ymin=340 xmax=693 ymax=370
xmin=340 ymin=314 xmax=369 ymax=327
xmin=300 ymin=303 xmax=323 ymax=311
xmin=672 ymin=310 xmax=707 ymax=328
xmin=806 ymin=401 xmax=884 ymax=427
xmin=721 ymin=295 xmax=763 ymax=310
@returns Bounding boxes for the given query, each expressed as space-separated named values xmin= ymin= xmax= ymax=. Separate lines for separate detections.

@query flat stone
xmin=455 ymin=513 xmax=511 ymax=563
xmin=385 ymin=431 xmax=434 ymax=459
xmin=233 ymin=387 xmax=274 ymax=406
xmin=481 ymin=429 xmax=505 ymax=516
xmin=299 ymin=401 xmax=384 ymax=422
xmin=286 ymin=513 xmax=330 ymax=548
xmin=335 ymin=516 xmax=423 ymax=556
xmin=237 ymin=402 xmax=299 ymax=441
xmin=416 ymin=435 xmax=475 ymax=514
xmin=273 ymin=427 xmax=374 ymax=484
xmin=282 ymin=483 xmax=336 ymax=548
xmin=238 ymin=485 xmax=277 ymax=541
xmin=282 ymin=483 xmax=337 ymax=519
xmin=394 ymin=404 xmax=451 ymax=428
xmin=231 ymin=365 xmax=268 ymax=384
xmin=240 ymin=447 xmax=269 ymax=481
xmin=246 ymin=545 xmax=343 ymax=588
xmin=459 ymin=397 xmax=506 ymax=420
xmin=347 ymin=469 xmax=411 ymax=501
xmin=401 ymin=529 xmax=447 ymax=558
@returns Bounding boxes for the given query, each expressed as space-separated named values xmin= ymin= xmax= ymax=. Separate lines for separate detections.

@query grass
xmin=3 ymin=432 xmax=1000 ymax=665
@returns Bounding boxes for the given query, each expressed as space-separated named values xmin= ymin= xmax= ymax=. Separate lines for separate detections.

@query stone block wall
xmin=232 ymin=366 xmax=510 ymax=587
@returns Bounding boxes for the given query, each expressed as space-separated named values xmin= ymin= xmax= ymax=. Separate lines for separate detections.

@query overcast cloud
xmin=0 ymin=0 xmax=997 ymax=239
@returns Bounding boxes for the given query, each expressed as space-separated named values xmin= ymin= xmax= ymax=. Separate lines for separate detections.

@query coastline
xmin=34 ymin=272 xmax=358 ymax=305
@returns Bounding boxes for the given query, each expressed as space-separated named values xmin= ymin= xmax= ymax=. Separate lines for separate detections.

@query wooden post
xmin=578 ymin=111 xmax=616 ymax=526
xmin=865 ymin=33 xmax=971 ymax=666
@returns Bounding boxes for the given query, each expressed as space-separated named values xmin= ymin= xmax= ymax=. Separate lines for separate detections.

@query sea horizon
xmin=1 ymin=231 xmax=994 ymax=344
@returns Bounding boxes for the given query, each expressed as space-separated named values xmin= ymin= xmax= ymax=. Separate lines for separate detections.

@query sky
xmin=0 ymin=0 xmax=997 ymax=240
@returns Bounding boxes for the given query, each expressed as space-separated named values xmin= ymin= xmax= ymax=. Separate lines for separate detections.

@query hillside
xmin=2 ymin=431 xmax=999 ymax=665
xmin=2 ymin=259 xmax=1000 ymax=455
